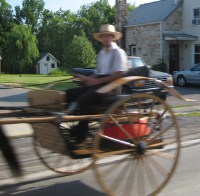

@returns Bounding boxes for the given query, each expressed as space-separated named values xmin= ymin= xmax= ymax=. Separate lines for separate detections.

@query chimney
xmin=115 ymin=0 xmax=127 ymax=48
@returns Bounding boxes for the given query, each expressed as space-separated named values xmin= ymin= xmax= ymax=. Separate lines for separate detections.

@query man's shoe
xmin=67 ymin=137 xmax=93 ymax=150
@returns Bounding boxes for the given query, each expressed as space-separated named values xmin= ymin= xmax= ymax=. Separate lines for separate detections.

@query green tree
xmin=37 ymin=9 xmax=78 ymax=65
xmin=64 ymin=35 xmax=96 ymax=72
xmin=0 ymin=0 xmax=13 ymax=56
xmin=37 ymin=1 xmax=115 ymax=67
xmin=14 ymin=5 xmax=25 ymax=24
xmin=21 ymin=0 xmax=44 ymax=33
xmin=77 ymin=0 xmax=115 ymax=51
xmin=7 ymin=24 xmax=39 ymax=73
xmin=127 ymin=3 xmax=136 ymax=12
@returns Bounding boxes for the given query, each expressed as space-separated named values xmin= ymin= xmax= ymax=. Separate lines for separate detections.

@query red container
xmin=103 ymin=119 xmax=150 ymax=139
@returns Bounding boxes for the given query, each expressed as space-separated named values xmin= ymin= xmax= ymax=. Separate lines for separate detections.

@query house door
xmin=169 ymin=44 xmax=179 ymax=74
xmin=43 ymin=63 xmax=48 ymax=74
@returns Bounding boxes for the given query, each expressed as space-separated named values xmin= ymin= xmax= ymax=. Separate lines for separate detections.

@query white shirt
xmin=95 ymin=42 xmax=128 ymax=75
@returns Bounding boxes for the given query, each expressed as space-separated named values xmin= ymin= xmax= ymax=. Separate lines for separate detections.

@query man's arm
xmin=83 ymin=71 xmax=124 ymax=86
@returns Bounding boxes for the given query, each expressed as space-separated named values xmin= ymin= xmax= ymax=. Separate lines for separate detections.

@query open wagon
xmin=0 ymin=76 xmax=191 ymax=196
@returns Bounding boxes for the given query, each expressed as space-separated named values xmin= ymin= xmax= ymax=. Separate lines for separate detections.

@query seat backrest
xmin=126 ymin=66 xmax=150 ymax=77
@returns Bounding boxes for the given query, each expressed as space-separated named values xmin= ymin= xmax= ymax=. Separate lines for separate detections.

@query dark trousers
xmin=65 ymin=84 xmax=105 ymax=141
xmin=66 ymin=84 xmax=105 ymax=114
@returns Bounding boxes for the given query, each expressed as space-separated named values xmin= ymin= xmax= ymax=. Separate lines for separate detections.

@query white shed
xmin=35 ymin=53 xmax=60 ymax=74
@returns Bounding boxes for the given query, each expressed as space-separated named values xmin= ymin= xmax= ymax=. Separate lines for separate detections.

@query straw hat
xmin=93 ymin=24 xmax=122 ymax=41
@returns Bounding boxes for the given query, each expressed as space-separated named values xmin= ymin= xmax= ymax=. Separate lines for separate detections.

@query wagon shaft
xmin=0 ymin=114 xmax=102 ymax=125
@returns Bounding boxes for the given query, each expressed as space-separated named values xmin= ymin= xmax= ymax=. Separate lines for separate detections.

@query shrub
xmin=151 ymin=62 xmax=167 ymax=72
xmin=48 ymin=69 xmax=68 ymax=76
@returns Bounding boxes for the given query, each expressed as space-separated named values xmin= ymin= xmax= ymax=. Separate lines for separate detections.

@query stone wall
xmin=163 ymin=5 xmax=183 ymax=31
xmin=125 ymin=23 xmax=161 ymax=65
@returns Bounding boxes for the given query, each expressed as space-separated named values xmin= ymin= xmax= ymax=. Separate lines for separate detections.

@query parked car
xmin=173 ymin=64 xmax=200 ymax=87
xmin=73 ymin=56 xmax=173 ymax=100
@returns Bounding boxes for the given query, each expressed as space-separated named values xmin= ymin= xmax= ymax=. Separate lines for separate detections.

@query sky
xmin=7 ymin=0 xmax=157 ymax=12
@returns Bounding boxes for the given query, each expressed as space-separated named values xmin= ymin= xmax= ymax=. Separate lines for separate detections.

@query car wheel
xmin=121 ymin=85 xmax=131 ymax=94
xmin=177 ymin=75 xmax=186 ymax=87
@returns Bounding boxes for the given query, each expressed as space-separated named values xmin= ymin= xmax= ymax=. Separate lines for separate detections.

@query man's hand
xmin=74 ymin=74 xmax=88 ymax=82
xmin=84 ymin=77 xmax=100 ymax=86
xmin=74 ymin=74 xmax=99 ymax=86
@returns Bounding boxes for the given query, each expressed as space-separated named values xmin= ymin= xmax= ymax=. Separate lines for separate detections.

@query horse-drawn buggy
xmin=0 ymin=74 xmax=191 ymax=196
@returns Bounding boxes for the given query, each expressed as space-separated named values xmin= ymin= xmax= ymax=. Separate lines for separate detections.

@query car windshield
xmin=193 ymin=64 xmax=200 ymax=71
xmin=127 ymin=58 xmax=147 ymax=68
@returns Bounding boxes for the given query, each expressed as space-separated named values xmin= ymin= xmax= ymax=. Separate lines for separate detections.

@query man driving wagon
xmin=65 ymin=24 xmax=128 ymax=149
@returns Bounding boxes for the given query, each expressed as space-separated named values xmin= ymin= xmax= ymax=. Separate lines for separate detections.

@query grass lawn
xmin=0 ymin=74 xmax=77 ymax=91
xmin=180 ymin=111 xmax=200 ymax=117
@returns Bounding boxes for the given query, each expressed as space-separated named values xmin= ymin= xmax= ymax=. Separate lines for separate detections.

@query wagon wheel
xmin=93 ymin=93 xmax=181 ymax=196
xmin=33 ymin=120 xmax=96 ymax=175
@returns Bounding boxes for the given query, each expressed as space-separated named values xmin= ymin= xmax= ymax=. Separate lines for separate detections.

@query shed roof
xmin=35 ymin=53 xmax=60 ymax=64
xmin=126 ymin=0 xmax=183 ymax=26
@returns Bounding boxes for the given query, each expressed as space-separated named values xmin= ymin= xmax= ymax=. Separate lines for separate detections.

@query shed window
xmin=194 ymin=45 xmax=200 ymax=64
xmin=51 ymin=63 xmax=55 ymax=68
xmin=46 ymin=56 xmax=50 ymax=61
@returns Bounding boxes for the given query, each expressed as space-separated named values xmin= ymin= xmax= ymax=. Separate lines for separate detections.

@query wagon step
xmin=67 ymin=147 xmax=93 ymax=159
xmin=66 ymin=139 xmax=93 ymax=159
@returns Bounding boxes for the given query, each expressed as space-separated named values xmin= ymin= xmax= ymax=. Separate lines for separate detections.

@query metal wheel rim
xmin=93 ymin=93 xmax=181 ymax=196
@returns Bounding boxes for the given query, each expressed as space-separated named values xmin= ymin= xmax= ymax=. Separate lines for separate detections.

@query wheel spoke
xmin=98 ymin=133 xmax=135 ymax=148
xmin=147 ymin=150 xmax=174 ymax=161
xmin=147 ymin=139 xmax=176 ymax=149
xmin=147 ymin=122 xmax=175 ymax=145
xmin=146 ymin=154 xmax=169 ymax=176
xmin=94 ymin=149 xmax=134 ymax=158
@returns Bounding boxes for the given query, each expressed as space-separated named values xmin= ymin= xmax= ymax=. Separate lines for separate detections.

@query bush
xmin=151 ymin=63 xmax=167 ymax=72
xmin=48 ymin=69 xmax=68 ymax=76
xmin=64 ymin=35 xmax=96 ymax=72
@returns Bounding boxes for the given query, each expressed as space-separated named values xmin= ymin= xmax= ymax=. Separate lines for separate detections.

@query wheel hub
xmin=136 ymin=142 xmax=146 ymax=155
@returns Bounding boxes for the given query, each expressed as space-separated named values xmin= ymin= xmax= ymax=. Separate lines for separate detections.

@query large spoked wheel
xmin=93 ymin=93 xmax=181 ymax=196
xmin=33 ymin=121 xmax=94 ymax=175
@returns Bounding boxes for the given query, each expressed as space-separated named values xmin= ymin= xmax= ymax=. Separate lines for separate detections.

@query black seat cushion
xmin=126 ymin=66 xmax=150 ymax=77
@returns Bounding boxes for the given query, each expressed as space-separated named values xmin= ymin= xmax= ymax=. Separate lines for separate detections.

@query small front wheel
xmin=33 ymin=122 xmax=94 ymax=175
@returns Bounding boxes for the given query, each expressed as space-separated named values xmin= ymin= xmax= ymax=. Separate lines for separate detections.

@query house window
xmin=194 ymin=8 xmax=200 ymax=18
xmin=51 ymin=63 xmax=55 ymax=68
xmin=194 ymin=45 xmax=200 ymax=64
xmin=130 ymin=45 xmax=137 ymax=56
xmin=192 ymin=8 xmax=200 ymax=25
xmin=46 ymin=56 xmax=50 ymax=61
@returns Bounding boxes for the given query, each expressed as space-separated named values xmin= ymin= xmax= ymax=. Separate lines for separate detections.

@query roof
xmin=35 ymin=53 xmax=60 ymax=64
xmin=164 ymin=32 xmax=198 ymax=40
xmin=126 ymin=0 xmax=183 ymax=26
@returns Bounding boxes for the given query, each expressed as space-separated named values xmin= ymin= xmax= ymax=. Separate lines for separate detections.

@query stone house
xmin=116 ymin=0 xmax=200 ymax=74
xmin=35 ymin=53 xmax=60 ymax=74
